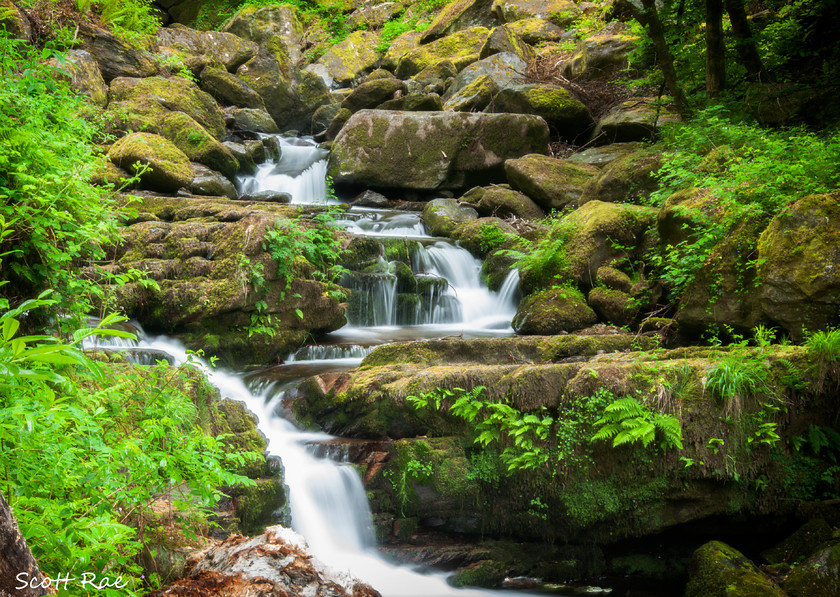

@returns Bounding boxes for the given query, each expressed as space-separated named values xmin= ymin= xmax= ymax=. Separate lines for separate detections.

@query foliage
xmin=705 ymin=352 xmax=769 ymax=412
xmin=805 ymin=327 xmax=840 ymax=386
xmin=475 ymin=223 xmax=513 ymax=254
xmin=98 ymin=0 xmax=160 ymax=42
xmin=499 ymin=217 xmax=572 ymax=289
xmin=648 ymin=106 xmax=840 ymax=295
xmin=384 ymin=442 xmax=434 ymax=516
xmin=0 ymin=33 xmax=122 ymax=320
xmin=0 ymin=296 xmax=258 ymax=593
xmin=591 ymin=396 xmax=683 ymax=450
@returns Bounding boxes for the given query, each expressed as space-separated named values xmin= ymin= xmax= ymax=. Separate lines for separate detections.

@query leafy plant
xmin=705 ymin=352 xmax=770 ymax=413
xmin=591 ymin=396 xmax=683 ymax=450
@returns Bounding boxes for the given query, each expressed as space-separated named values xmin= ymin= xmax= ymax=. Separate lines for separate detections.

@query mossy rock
xmin=159 ymin=111 xmax=239 ymax=179
xmin=505 ymin=153 xmax=600 ymax=211
xmin=154 ymin=26 xmax=259 ymax=73
xmin=231 ymin=478 xmax=288 ymax=535
xmin=512 ymin=286 xmax=597 ymax=334
xmin=684 ymin=540 xmax=786 ymax=597
xmin=588 ymin=287 xmax=638 ymax=327
xmin=568 ymin=142 xmax=643 ymax=168
xmin=226 ymin=107 xmax=281 ymax=135
xmin=444 ymin=52 xmax=527 ymax=101
xmin=578 ymin=150 xmax=662 ymax=205
xmin=222 ymin=140 xmax=258 ymax=174
xmin=107 ymin=75 xmax=226 ymax=140
xmin=78 ymin=22 xmax=159 ymax=82
xmin=505 ymin=18 xmax=564 ymax=44
xmin=482 ymin=247 xmax=519 ymax=291
xmin=316 ymin=30 xmax=381 ymax=86
xmin=656 ymin=187 xmax=720 ymax=249
xmin=214 ymin=397 xmax=270 ymax=478
xmin=757 ymin=192 xmax=840 ymax=339
xmin=52 ymin=49 xmax=108 ymax=107
xmin=595 ymin=266 xmax=632 ymax=293
xmin=329 ymin=110 xmax=550 ymax=192
xmin=443 ymin=73 xmax=499 ymax=112
xmin=784 ymin=540 xmax=840 ymax=597
xmin=423 ymin=199 xmax=479 ymax=237
xmin=109 ymin=133 xmax=194 ymax=193
xmin=491 ymin=0 xmax=580 ymax=28
xmin=325 ymin=107 xmax=353 ymax=141
xmin=381 ymin=30 xmax=423 ymax=72
xmin=488 ymin=84 xmax=594 ymax=141
xmin=451 ymin=217 xmax=518 ymax=257
xmin=190 ymin=163 xmax=237 ymax=199
xmin=480 ymin=25 xmax=535 ymax=63
xmin=199 ymin=66 xmax=266 ymax=111
xmin=592 ymin=97 xmax=680 ymax=144
xmin=562 ymin=23 xmax=639 ymax=80
xmin=342 ymin=77 xmax=405 ymax=113
xmin=449 ymin=560 xmax=507 ymax=588
xmin=221 ymin=4 xmax=304 ymax=63
xmin=0 ymin=0 xmax=31 ymax=40
xmin=378 ymin=93 xmax=444 ymax=111
xmin=421 ymin=0 xmax=496 ymax=43
xmin=395 ymin=27 xmax=491 ymax=79
xmin=460 ymin=185 xmax=544 ymax=220
xmin=762 ymin=519 xmax=834 ymax=565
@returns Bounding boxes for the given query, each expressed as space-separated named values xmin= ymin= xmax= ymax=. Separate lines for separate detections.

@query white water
xmin=238 ymin=136 xmax=333 ymax=204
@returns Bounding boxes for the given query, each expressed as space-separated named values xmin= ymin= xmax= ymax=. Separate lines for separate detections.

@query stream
xmin=100 ymin=136 xmax=590 ymax=596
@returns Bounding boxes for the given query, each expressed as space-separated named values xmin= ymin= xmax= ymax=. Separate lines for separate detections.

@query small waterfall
xmin=238 ymin=136 xmax=332 ymax=204
xmin=288 ymin=344 xmax=373 ymax=362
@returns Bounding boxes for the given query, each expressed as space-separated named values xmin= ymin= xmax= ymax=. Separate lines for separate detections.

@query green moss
xmin=159 ymin=112 xmax=239 ymax=178
xmin=449 ymin=560 xmax=507 ymax=588
xmin=109 ymin=133 xmax=194 ymax=193
xmin=395 ymin=27 xmax=490 ymax=78
xmin=685 ymin=541 xmax=786 ymax=597
xmin=231 ymin=478 xmax=287 ymax=535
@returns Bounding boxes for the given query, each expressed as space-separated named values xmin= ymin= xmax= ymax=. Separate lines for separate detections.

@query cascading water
xmin=238 ymin=136 xmax=332 ymax=204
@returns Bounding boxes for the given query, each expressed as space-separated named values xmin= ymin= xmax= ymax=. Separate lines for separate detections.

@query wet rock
xmin=78 ymin=23 xmax=158 ymax=82
xmin=352 ymin=190 xmax=390 ymax=208
xmin=329 ymin=110 xmax=550 ymax=192
xmin=421 ymin=0 xmax=497 ymax=43
xmin=449 ymin=559 xmax=507 ymax=588
xmin=684 ymin=541 xmax=786 ymax=597
xmin=325 ymin=107 xmax=353 ymax=141
xmin=199 ymin=66 xmax=266 ymax=110
xmin=190 ymin=164 xmax=237 ymax=200
xmin=592 ymin=97 xmax=680 ymax=144
xmin=109 ymin=133 xmax=194 ymax=193
xmin=239 ymin=191 xmax=292 ymax=204
xmin=225 ymin=107 xmax=280 ymax=135
xmin=505 ymin=154 xmax=600 ymax=211
xmin=51 ymin=50 xmax=108 ymax=107
xmin=513 ymin=286 xmax=597 ymax=334
xmin=480 ymin=25 xmax=535 ymax=63
xmin=763 ymin=519 xmax=834 ymax=565
xmin=149 ymin=526 xmax=381 ymax=597
xmin=757 ymin=192 xmax=840 ymax=338
xmin=450 ymin=217 xmax=518 ymax=257
xmin=222 ymin=4 xmax=304 ymax=63
xmin=315 ymin=30 xmax=381 ymax=86
xmin=423 ymin=199 xmax=479 ymax=236
xmin=578 ymin=150 xmax=662 ymax=205
xmin=222 ymin=141 xmax=258 ymax=174
xmin=342 ymin=77 xmax=405 ymax=112
xmin=460 ymin=185 xmax=544 ymax=219
xmin=487 ymin=84 xmax=594 ymax=140
xmin=396 ymin=27 xmax=491 ymax=79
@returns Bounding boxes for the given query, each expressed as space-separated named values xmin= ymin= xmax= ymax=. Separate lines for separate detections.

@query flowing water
xmin=98 ymin=137 xmax=585 ymax=595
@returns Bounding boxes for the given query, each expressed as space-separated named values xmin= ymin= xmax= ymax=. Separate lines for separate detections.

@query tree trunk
xmin=637 ymin=0 xmax=691 ymax=115
xmin=705 ymin=0 xmax=726 ymax=96
xmin=724 ymin=0 xmax=772 ymax=82
xmin=0 ymin=491 xmax=55 ymax=596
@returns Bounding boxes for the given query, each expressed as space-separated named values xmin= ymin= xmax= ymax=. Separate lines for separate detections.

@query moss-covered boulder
xmin=78 ymin=23 xmax=158 ymax=82
xmin=328 ymin=110 xmax=550 ymax=192
xmin=757 ymin=192 xmax=840 ymax=338
xmin=512 ymin=286 xmax=597 ymax=334
xmin=423 ymin=199 xmax=479 ymax=237
xmin=155 ymin=26 xmax=259 ymax=72
xmin=199 ymin=66 xmax=266 ymax=110
xmin=568 ymin=141 xmax=643 ymax=168
xmin=325 ymin=107 xmax=353 ymax=141
xmin=460 ymin=185 xmax=544 ymax=219
xmin=480 ymin=25 xmax=535 ymax=63
xmin=222 ymin=4 xmax=304 ymax=63
xmin=0 ymin=0 xmax=31 ymax=40
xmin=444 ymin=52 xmax=528 ymax=100
xmin=449 ymin=560 xmax=507 ymax=588
xmin=492 ymin=0 xmax=580 ymax=27
xmin=505 ymin=154 xmax=600 ymax=211
xmin=342 ymin=77 xmax=406 ymax=112
xmin=656 ymin=188 xmax=720 ymax=249
xmin=784 ymin=540 xmax=840 ymax=597
xmin=109 ymin=133 xmax=194 ymax=193
xmin=563 ymin=22 xmax=639 ymax=80
xmin=443 ymin=73 xmax=499 ymax=112
xmin=378 ymin=93 xmax=443 ymax=111
xmin=763 ymin=519 xmax=834 ymax=565
xmin=684 ymin=541 xmax=786 ymax=597
xmin=395 ymin=27 xmax=491 ymax=79
xmin=107 ymin=75 xmax=226 ymax=140
xmin=592 ymin=97 xmax=680 ymax=143
xmin=51 ymin=49 xmax=108 ymax=107
xmin=578 ymin=150 xmax=662 ymax=205
xmin=421 ymin=0 xmax=497 ymax=43
xmin=595 ymin=266 xmax=632 ymax=294
xmin=505 ymin=18 xmax=564 ymax=44
xmin=588 ymin=287 xmax=638 ymax=327
xmin=408 ymin=60 xmax=458 ymax=95
xmin=487 ymin=84 xmax=594 ymax=140
xmin=226 ymin=107 xmax=281 ymax=134
xmin=315 ymin=30 xmax=381 ymax=86
xmin=346 ymin=2 xmax=403 ymax=29
xmin=381 ymin=30 xmax=423 ymax=72
xmin=159 ymin=112 xmax=239 ymax=179
xmin=237 ymin=40 xmax=331 ymax=132
xmin=190 ymin=164 xmax=238 ymax=199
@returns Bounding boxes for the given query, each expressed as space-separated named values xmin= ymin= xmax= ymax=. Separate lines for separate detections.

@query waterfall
xmin=238 ymin=136 xmax=332 ymax=204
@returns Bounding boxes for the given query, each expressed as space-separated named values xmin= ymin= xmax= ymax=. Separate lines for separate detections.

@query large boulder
xmin=443 ymin=73 xmax=499 ymax=111
xmin=395 ymin=27 xmax=491 ymax=79
xmin=408 ymin=60 xmax=458 ymax=95
xmin=423 ymin=199 xmax=480 ymax=236
xmin=342 ymin=77 xmax=405 ymax=112
xmin=784 ymin=540 xmax=840 ymax=597
xmin=315 ymin=30 xmax=381 ymax=86
xmin=159 ymin=111 xmax=240 ymax=179
xmin=460 ymin=185 xmax=544 ymax=219
xmin=381 ymin=30 xmax=423 ymax=72
xmin=155 ymin=25 xmax=258 ymax=72
xmin=757 ymin=192 xmax=840 ymax=338
xmin=190 ymin=164 xmax=238 ymax=199
xmin=592 ymin=97 xmax=680 ymax=144
xmin=78 ymin=23 xmax=158 ymax=82
xmin=505 ymin=154 xmax=600 ymax=211
xmin=221 ymin=4 xmax=305 ymax=63
xmin=443 ymin=51 xmax=528 ymax=100
xmin=491 ymin=0 xmax=580 ymax=27
xmin=512 ymin=286 xmax=597 ymax=334
xmin=578 ymin=150 xmax=662 ymax=204
xmin=237 ymin=39 xmax=331 ymax=132
xmin=480 ymin=25 xmax=535 ymax=63
xmin=109 ymin=133 xmax=194 ymax=193
xmin=505 ymin=18 xmax=564 ymax=44
xmin=52 ymin=49 xmax=108 ymax=107
xmin=225 ymin=107 xmax=280 ymax=134
xmin=328 ymin=110 xmax=550 ymax=191
xmin=487 ymin=84 xmax=594 ymax=140
xmin=568 ymin=141 xmax=643 ymax=168
xmin=199 ymin=66 xmax=267 ymax=110
xmin=421 ymin=0 xmax=497 ymax=43
xmin=346 ymin=2 xmax=403 ymax=29
xmin=107 ymin=75 xmax=227 ymax=139
xmin=0 ymin=0 xmax=31 ymax=40
xmin=684 ymin=541 xmax=786 ymax=597
xmin=562 ymin=22 xmax=639 ymax=80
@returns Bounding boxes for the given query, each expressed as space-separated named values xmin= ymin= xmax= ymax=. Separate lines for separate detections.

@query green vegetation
xmin=705 ymin=353 xmax=770 ymax=412
xmin=591 ymin=396 xmax=683 ymax=450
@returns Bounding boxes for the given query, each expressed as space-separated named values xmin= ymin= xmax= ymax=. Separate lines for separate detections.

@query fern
xmin=592 ymin=397 xmax=683 ymax=451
